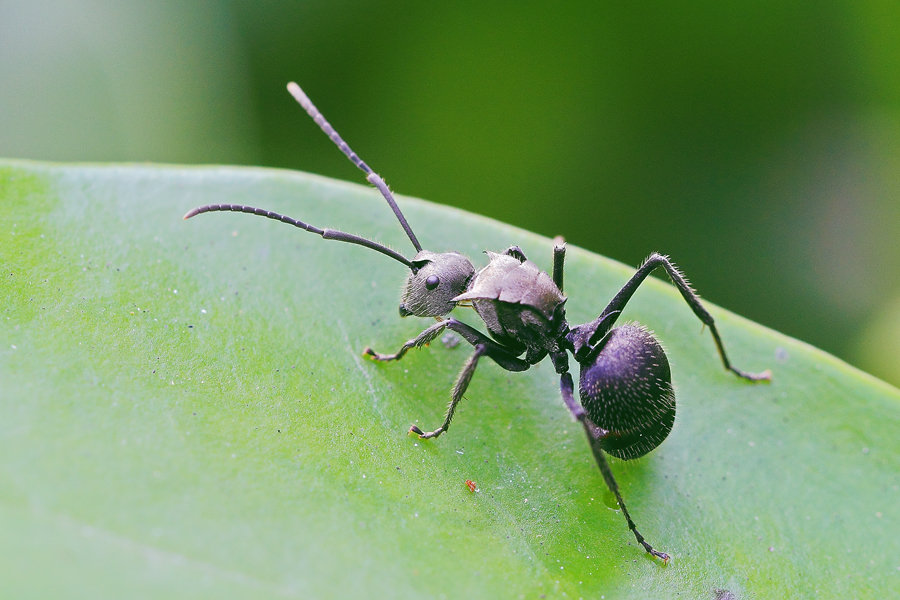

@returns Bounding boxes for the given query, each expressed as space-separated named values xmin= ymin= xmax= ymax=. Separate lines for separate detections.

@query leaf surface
xmin=2 ymin=161 xmax=898 ymax=599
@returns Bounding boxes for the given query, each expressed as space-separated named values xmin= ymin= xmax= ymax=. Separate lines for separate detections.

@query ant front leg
xmin=559 ymin=372 xmax=670 ymax=563
xmin=363 ymin=320 xmax=449 ymax=362
xmin=597 ymin=253 xmax=770 ymax=382
xmin=408 ymin=322 xmax=530 ymax=438
xmin=366 ymin=318 xmax=529 ymax=439
xmin=364 ymin=318 xmax=528 ymax=373
xmin=404 ymin=320 xmax=529 ymax=438
xmin=409 ymin=344 xmax=487 ymax=439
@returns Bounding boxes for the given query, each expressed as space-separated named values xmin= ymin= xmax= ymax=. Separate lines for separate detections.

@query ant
xmin=184 ymin=82 xmax=771 ymax=562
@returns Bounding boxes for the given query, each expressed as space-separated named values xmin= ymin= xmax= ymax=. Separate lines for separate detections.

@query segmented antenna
xmin=183 ymin=204 xmax=414 ymax=268
xmin=286 ymin=82 xmax=423 ymax=253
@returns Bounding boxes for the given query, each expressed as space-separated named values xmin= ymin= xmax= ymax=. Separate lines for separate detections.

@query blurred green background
xmin=1 ymin=1 xmax=898 ymax=385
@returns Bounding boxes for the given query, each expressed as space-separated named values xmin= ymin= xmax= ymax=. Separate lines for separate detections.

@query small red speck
xmin=465 ymin=479 xmax=477 ymax=493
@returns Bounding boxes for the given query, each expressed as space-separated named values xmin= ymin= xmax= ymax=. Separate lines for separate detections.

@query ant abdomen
xmin=578 ymin=324 xmax=676 ymax=460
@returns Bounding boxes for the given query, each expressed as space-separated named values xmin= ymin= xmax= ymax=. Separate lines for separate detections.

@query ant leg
xmin=559 ymin=373 xmax=670 ymax=563
xmin=503 ymin=246 xmax=528 ymax=262
xmin=410 ymin=345 xmax=487 ymax=439
xmin=365 ymin=320 xmax=528 ymax=438
xmin=552 ymin=236 xmax=566 ymax=292
xmin=444 ymin=319 xmax=530 ymax=372
xmin=403 ymin=322 xmax=528 ymax=439
xmin=363 ymin=320 xmax=448 ymax=362
xmin=364 ymin=318 xmax=528 ymax=372
xmin=594 ymin=253 xmax=770 ymax=382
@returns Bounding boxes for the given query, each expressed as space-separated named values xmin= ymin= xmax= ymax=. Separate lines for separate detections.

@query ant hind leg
xmin=559 ymin=372 xmax=670 ymax=563
xmin=596 ymin=253 xmax=770 ymax=382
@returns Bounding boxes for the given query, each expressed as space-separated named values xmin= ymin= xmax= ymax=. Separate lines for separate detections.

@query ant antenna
xmin=183 ymin=204 xmax=414 ymax=269
xmin=287 ymin=82 xmax=423 ymax=253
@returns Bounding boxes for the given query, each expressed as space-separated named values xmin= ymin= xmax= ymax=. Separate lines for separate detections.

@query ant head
xmin=400 ymin=251 xmax=475 ymax=317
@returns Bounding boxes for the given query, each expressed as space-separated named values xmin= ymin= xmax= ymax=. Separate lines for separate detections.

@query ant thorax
xmin=453 ymin=250 xmax=567 ymax=363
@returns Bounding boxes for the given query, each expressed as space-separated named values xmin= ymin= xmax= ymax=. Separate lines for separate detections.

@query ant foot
xmin=363 ymin=347 xmax=398 ymax=362
xmin=732 ymin=367 xmax=772 ymax=382
xmin=408 ymin=424 xmax=445 ymax=439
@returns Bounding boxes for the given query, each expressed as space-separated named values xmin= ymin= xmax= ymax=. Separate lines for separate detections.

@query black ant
xmin=184 ymin=82 xmax=772 ymax=562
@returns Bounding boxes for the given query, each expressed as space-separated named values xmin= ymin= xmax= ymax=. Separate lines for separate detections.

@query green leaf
xmin=2 ymin=160 xmax=898 ymax=599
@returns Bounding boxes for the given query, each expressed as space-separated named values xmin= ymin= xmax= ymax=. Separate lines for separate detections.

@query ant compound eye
xmin=425 ymin=275 xmax=440 ymax=290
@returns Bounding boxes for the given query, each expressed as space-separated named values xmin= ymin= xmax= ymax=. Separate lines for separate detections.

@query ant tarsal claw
xmin=408 ymin=424 xmax=445 ymax=439
xmin=733 ymin=367 xmax=772 ymax=382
